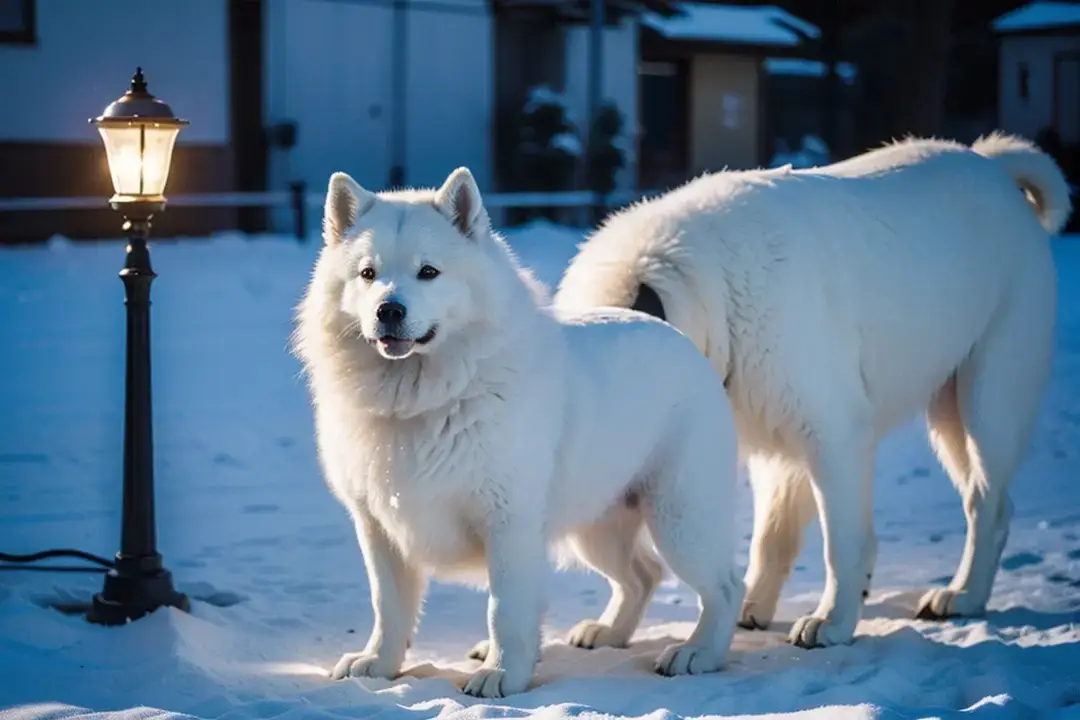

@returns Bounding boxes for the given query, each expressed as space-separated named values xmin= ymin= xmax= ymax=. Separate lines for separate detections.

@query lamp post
xmin=86 ymin=67 xmax=190 ymax=625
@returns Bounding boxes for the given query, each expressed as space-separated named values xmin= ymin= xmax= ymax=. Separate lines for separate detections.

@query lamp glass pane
xmin=97 ymin=124 xmax=181 ymax=197
xmin=141 ymin=125 xmax=181 ymax=196
xmin=98 ymin=126 xmax=142 ymax=196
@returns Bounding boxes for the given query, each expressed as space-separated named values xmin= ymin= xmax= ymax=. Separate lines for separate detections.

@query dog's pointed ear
xmin=434 ymin=167 xmax=490 ymax=241
xmin=324 ymin=172 xmax=375 ymax=245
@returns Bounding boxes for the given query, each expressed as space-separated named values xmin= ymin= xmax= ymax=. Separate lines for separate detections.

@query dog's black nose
xmin=376 ymin=301 xmax=407 ymax=324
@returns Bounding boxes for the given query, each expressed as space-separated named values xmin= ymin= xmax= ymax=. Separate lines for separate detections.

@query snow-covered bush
xmin=511 ymin=85 xmax=582 ymax=223
xmin=585 ymin=100 xmax=626 ymax=198
xmin=517 ymin=85 xmax=580 ymax=193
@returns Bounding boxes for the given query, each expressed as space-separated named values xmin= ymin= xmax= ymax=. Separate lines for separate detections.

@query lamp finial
xmin=131 ymin=67 xmax=147 ymax=95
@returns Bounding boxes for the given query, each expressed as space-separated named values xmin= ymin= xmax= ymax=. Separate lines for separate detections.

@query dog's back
xmin=557 ymin=135 xmax=1066 ymax=383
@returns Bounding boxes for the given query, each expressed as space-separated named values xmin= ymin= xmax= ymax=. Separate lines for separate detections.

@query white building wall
xmin=405 ymin=1 xmax=493 ymax=191
xmin=264 ymin=0 xmax=492 ymax=234
xmin=563 ymin=20 xmax=639 ymax=191
xmin=999 ymin=33 xmax=1080 ymax=140
xmin=264 ymin=0 xmax=394 ymax=201
xmin=0 ymin=0 xmax=228 ymax=144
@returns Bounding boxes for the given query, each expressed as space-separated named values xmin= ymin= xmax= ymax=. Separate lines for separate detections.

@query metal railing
xmin=0 ymin=186 xmax=650 ymax=241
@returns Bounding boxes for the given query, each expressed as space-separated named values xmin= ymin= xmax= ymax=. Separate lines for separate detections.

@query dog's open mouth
xmin=375 ymin=326 xmax=437 ymax=358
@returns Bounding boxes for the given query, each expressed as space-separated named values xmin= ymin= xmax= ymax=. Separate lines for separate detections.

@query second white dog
xmin=293 ymin=167 xmax=743 ymax=697
xmin=556 ymin=133 xmax=1070 ymax=649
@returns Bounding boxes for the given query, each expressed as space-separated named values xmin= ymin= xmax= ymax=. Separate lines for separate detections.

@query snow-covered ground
xmin=1 ymin=221 xmax=1079 ymax=720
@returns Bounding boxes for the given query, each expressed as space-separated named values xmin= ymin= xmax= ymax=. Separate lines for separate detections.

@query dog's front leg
xmin=331 ymin=508 xmax=426 ymax=681
xmin=463 ymin=514 xmax=546 ymax=698
xmin=789 ymin=426 xmax=875 ymax=649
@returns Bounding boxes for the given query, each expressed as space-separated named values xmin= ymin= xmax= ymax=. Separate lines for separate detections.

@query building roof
xmin=992 ymin=1 xmax=1080 ymax=33
xmin=642 ymin=3 xmax=818 ymax=47
xmin=494 ymin=0 xmax=683 ymax=22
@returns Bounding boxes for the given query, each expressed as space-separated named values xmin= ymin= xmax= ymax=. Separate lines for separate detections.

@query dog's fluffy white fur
xmin=293 ymin=167 xmax=743 ymax=697
xmin=556 ymin=133 xmax=1070 ymax=649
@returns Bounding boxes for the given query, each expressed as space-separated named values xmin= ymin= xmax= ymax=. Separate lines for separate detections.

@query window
xmin=1019 ymin=62 xmax=1030 ymax=102
xmin=0 ymin=0 xmax=34 ymax=44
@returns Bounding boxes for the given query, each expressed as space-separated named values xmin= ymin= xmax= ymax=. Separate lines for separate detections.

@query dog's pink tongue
xmin=379 ymin=337 xmax=413 ymax=357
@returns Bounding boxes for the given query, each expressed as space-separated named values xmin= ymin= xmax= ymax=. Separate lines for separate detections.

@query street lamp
xmin=86 ymin=67 xmax=190 ymax=625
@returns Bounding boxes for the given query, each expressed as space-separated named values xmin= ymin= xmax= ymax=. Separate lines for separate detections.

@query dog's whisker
xmin=336 ymin=319 xmax=364 ymax=341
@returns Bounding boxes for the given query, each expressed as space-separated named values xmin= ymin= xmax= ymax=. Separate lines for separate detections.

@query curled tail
xmin=972 ymin=131 xmax=1073 ymax=234
xmin=555 ymin=213 xmax=724 ymax=373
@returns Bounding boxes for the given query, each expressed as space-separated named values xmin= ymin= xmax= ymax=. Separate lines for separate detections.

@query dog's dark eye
xmin=359 ymin=267 xmax=376 ymax=281
xmin=417 ymin=265 xmax=440 ymax=281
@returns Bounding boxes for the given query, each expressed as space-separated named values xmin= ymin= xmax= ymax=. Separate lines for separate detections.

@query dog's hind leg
xmin=645 ymin=429 xmax=744 ymax=676
xmin=917 ymin=286 xmax=1054 ymax=619
xmin=565 ymin=500 xmax=663 ymax=649
xmin=739 ymin=457 xmax=816 ymax=630
xmin=916 ymin=373 xmax=977 ymax=618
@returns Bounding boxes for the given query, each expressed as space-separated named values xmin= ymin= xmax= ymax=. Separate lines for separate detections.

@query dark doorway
xmin=492 ymin=6 xmax=567 ymax=192
xmin=638 ymin=58 xmax=689 ymax=191
xmin=229 ymin=0 xmax=267 ymax=233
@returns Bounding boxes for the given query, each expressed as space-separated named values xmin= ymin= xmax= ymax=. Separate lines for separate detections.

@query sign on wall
xmin=722 ymin=92 xmax=742 ymax=130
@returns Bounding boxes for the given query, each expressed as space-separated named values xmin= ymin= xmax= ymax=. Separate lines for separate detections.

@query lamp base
xmin=87 ymin=555 xmax=189 ymax=626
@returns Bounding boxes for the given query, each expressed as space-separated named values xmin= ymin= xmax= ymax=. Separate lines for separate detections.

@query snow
xmin=764 ymin=58 xmax=858 ymax=84
xmin=3 ymin=221 xmax=1080 ymax=719
xmin=993 ymin=1 xmax=1080 ymax=33
xmin=524 ymin=85 xmax=571 ymax=116
xmin=551 ymin=133 xmax=583 ymax=158
xmin=644 ymin=4 xmax=819 ymax=47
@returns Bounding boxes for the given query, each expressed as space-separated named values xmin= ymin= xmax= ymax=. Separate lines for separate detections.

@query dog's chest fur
xmin=334 ymin=403 xmax=499 ymax=570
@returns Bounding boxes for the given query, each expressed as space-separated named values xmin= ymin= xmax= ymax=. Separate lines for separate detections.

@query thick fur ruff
xmin=294 ymin=168 xmax=743 ymax=697
xmin=555 ymin=133 xmax=1068 ymax=648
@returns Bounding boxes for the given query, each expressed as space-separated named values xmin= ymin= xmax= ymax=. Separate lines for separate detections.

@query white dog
xmin=555 ymin=133 xmax=1071 ymax=649
xmin=292 ymin=167 xmax=744 ymax=697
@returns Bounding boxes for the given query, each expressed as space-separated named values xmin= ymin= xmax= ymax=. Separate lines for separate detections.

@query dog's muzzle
xmin=371 ymin=325 xmax=438 ymax=359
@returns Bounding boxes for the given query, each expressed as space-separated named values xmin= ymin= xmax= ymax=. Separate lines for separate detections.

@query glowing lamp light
xmin=90 ymin=67 xmax=187 ymax=205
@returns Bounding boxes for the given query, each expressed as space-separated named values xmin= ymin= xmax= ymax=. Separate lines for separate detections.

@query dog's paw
xmin=463 ymin=667 xmax=507 ymax=698
xmin=788 ymin=615 xmax=854 ymax=649
xmin=567 ymin=620 xmax=629 ymax=649
xmin=915 ymin=588 xmax=985 ymax=620
xmin=463 ymin=665 xmax=531 ymax=698
xmin=467 ymin=639 xmax=490 ymax=661
xmin=653 ymin=642 xmax=723 ymax=676
xmin=330 ymin=651 xmax=398 ymax=681
xmin=737 ymin=600 xmax=774 ymax=631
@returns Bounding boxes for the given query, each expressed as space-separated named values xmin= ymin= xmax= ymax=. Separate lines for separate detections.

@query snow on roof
xmin=644 ymin=3 xmax=819 ymax=47
xmin=992 ymin=1 xmax=1080 ymax=33
xmin=764 ymin=58 xmax=858 ymax=83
